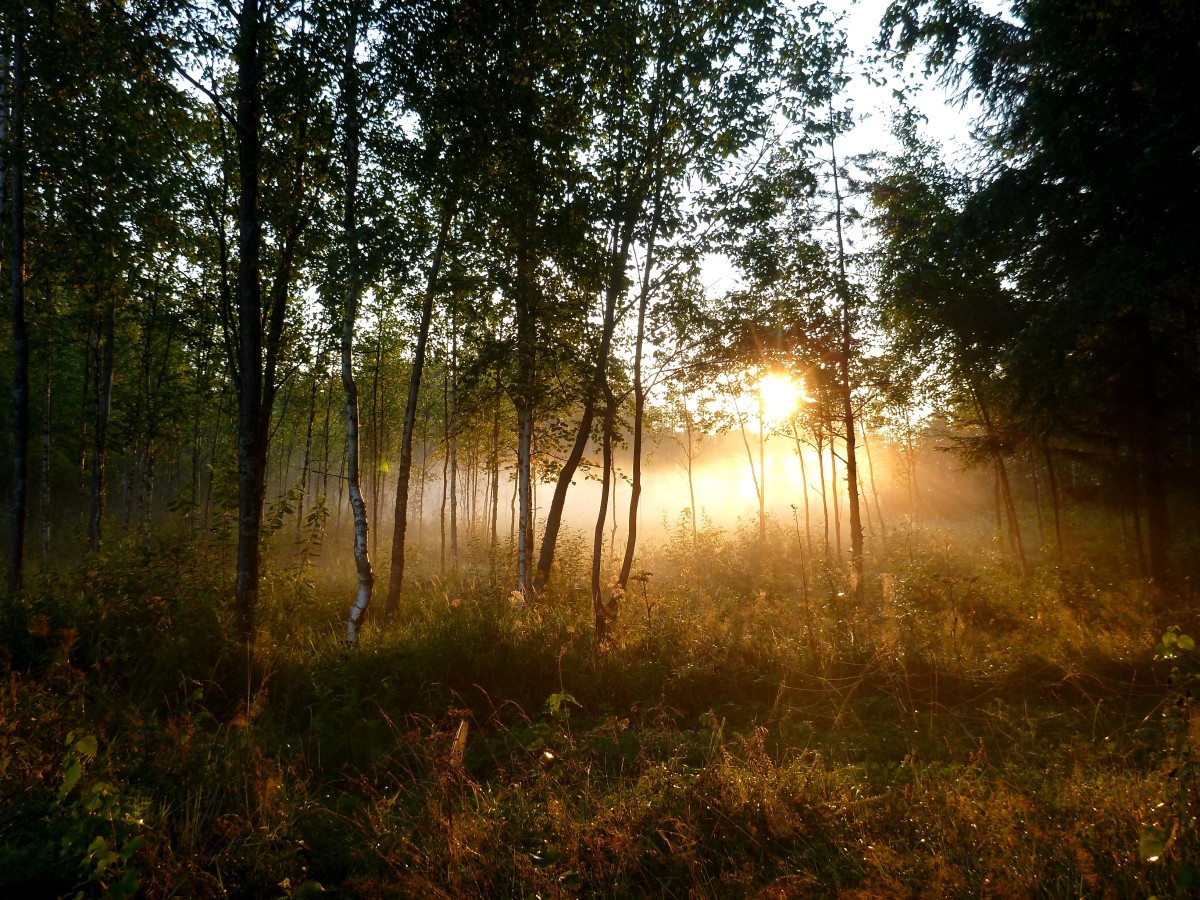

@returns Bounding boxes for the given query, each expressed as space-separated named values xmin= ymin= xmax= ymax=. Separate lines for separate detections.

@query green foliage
xmin=1140 ymin=627 xmax=1200 ymax=892
xmin=56 ymin=732 xmax=147 ymax=899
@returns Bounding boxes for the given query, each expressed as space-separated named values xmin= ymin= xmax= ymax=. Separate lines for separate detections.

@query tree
xmin=869 ymin=109 xmax=1029 ymax=574
xmin=3 ymin=4 xmax=28 ymax=593
xmin=880 ymin=0 xmax=1200 ymax=582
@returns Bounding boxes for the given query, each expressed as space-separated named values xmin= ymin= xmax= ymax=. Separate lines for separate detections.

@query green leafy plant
xmin=1141 ymin=628 xmax=1200 ymax=892
xmin=58 ymin=732 xmax=146 ymax=900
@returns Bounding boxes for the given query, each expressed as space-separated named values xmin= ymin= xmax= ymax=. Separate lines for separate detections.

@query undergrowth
xmin=0 ymin=524 xmax=1197 ymax=897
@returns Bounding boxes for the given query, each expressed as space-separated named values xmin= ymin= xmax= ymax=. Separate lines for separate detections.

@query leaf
xmin=74 ymin=735 xmax=98 ymax=758
xmin=546 ymin=693 xmax=580 ymax=718
xmin=59 ymin=760 xmax=82 ymax=800
xmin=119 ymin=836 xmax=148 ymax=860
xmin=107 ymin=869 xmax=140 ymax=900
xmin=1162 ymin=632 xmax=1178 ymax=647
xmin=1178 ymin=634 xmax=1195 ymax=652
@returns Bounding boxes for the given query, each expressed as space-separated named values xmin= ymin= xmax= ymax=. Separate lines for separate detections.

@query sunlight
xmin=759 ymin=372 xmax=803 ymax=426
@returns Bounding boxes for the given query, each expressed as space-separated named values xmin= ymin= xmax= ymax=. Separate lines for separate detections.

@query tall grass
xmin=0 ymin=520 xmax=1196 ymax=897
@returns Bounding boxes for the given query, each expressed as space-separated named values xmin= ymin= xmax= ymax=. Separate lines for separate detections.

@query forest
xmin=2 ymin=0 xmax=1199 ymax=895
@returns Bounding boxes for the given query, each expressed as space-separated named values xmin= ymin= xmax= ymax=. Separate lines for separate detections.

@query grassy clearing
xmin=1 ymin=525 xmax=1197 ymax=897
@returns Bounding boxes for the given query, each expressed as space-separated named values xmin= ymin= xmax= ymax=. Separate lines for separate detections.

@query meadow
xmin=2 ymin=517 xmax=1195 ymax=898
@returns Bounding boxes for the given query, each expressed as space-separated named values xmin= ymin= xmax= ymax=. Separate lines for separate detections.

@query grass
xmin=1 ymin=519 xmax=1197 ymax=897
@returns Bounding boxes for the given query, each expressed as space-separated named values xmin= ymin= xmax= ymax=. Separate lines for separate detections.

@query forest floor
xmin=1 ymin=522 xmax=1198 ymax=898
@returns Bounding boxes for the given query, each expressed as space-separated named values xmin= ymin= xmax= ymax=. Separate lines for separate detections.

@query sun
xmin=758 ymin=372 xmax=803 ymax=425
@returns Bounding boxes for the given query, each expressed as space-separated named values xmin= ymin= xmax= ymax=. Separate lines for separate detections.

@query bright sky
xmin=699 ymin=0 xmax=981 ymax=295
xmin=840 ymin=0 xmax=981 ymax=161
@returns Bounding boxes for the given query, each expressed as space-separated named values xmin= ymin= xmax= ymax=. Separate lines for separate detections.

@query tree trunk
xmin=972 ymin=385 xmax=1027 ymax=576
xmin=592 ymin=398 xmax=615 ymax=642
xmin=829 ymin=433 xmax=841 ymax=559
xmin=384 ymin=203 xmax=452 ymax=617
xmin=534 ymin=224 xmax=634 ymax=594
xmin=514 ymin=180 xmax=538 ymax=600
xmin=1135 ymin=322 xmax=1171 ymax=583
xmin=758 ymin=395 xmax=767 ymax=543
xmin=1130 ymin=462 xmax=1148 ymax=576
xmin=440 ymin=373 xmax=448 ymax=576
xmin=1043 ymin=439 xmax=1063 ymax=564
xmin=489 ymin=381 xmax=501 ymax=570
xmin=816 ymin=427 xmax=829 ymax=559
xmin=296 ymin=364 xmax=317 ymax=542
xmin=368 ymin=309 xmax=383 ymax=559
xmin=448 ymin=310 xmax=459 ymax=572
xmin=686 ymin=415 xmax=698 ymax=551
xmin=233 ymin=0 xmax=266 ymax=636
xmin=860 ymin=418 xmax=886 ymax=542
xmin=733 ymin=393 xmax=763 ymax=538
xmin=5 ymin=14 xmax=28 ymax=593
xmin=830 ymin=124 xmax=863 ymax=603
xmin=340 ymin=6 xmax=375 ymax=644
xmin=40 ymin=348 xmax=50 ymax=563
xmin=89 ymin=294 xmax=115 ymax=550
xmin=617 ymin=187 xmax=662 ymax=588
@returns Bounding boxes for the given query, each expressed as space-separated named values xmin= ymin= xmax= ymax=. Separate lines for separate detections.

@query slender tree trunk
xmin=203 ymin=389 xmax=224 ymax=528
xmin=972 ymin=385 xmax=1027 ymax=576
xmin=608 ymin=456 xmax=618 ymax=569
xmin=514 ymin=190 xmax=538 ymax=600
xmin=1043 ymin=439 xmax=1063 ymax=564
xmin=5 ymin=16 xmax=28 ymax=592
xmin=40 ymin=348 xmax=50 ymax=563
xmin=296 ymin=363 xmax=317 ymax=543
xmin=1029 ymin=448 xmax=1045 ymax=548
xmin=368 ymin=309 xmax=383 ymax=559
xmin=440 ymin=375 xmax=448 ymax=575
xmin=1131 ymin=462 xmax=1148 ymax=576
xmin=490 ymin=381 xmax=501 ymax=569
xmin=336 ymin=434 xmax=346 ymax=529
xmin=534 ymin=223 xmax=634 ymax=594
xmin=905 ymin=413 xmax=919 ymax=529
xmin=448 ymin=313 xmax=459 ymax=572
xmin=860 ymin=418 xmax=886 ymax=541
xmin=89 ymin=295 xmax=115 ymax=550
xmin=340 ymin=6 xmax=375 ymax=644
xmin=1135 ymin=322 xmax=1171 ymax=583
xmin=417 ymin=406 xmax=430 ymax=545
xmin=385 ymin=203 xmax=451 ymax=617
xmin=80 ymin=327 xmax=94 ymax=533
xmin=321 ymin=363 xmax=332 ymax=500
xmin=830 ymin=124 xmax=864 ymax=603
xmin=758 ymin=395 xmax=767 ymax=543
xmin=791 ymin=422 xmax=813 ymax=561
xmin=233 ymin=0 xmax=267 ymax=636
xmin=993 ymin=465 xmax=1003 ymax=543
xmin=592 ymin=398 xmax=615 ymax=642
xmin=686 ymin=416 xmax=698 ymax=550
xmin=816 ymin=428 xmax=829 ymax=559
xmin=829 ymin=433 xmax=841 ymax=559
xmin=617 ymin=188 xmax=662 ymax=588
xmin=733 ymin=393 xmax=763 ymax=536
